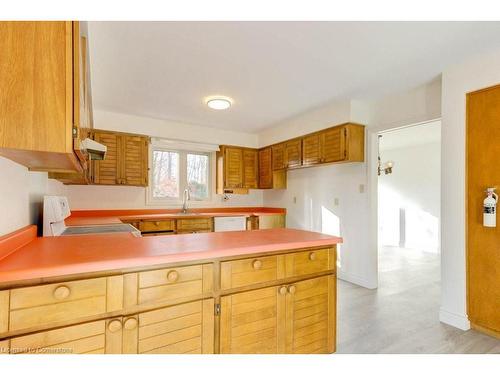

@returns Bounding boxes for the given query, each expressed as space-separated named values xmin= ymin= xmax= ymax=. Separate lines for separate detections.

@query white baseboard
xmin=337 ymin=270 xmax=377 ymax=289
xmin=439 ymin=308 xmax=471 ymax=330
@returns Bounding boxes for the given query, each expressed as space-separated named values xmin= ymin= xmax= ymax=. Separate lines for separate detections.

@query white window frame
xmin=147 ymin=146 xmax=213 ymax=206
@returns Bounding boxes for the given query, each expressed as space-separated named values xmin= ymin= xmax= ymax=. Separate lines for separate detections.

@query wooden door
xmin=243 ymin=149 xmax=258 ymax=189
xmin=122 ymin=135 xmax=148 ymax=186
xmin=220 ymin=285 xmax=285 ymax=354
xmin=258 ymin=147 xmax=273 ymax=189
xmin=285 ymin=139 xmax=302 ymax=168
xmin=92 ymin=131 xmax=121 ymax=185
xmin=286 ymin=275 xmax=336 ymax=354
xmin=224 ymin=147 xmax=244 ymax=188
xmin=302 ymin=133 xmax=322 ymax=166
xmin=272 ymin=143 xmax=286 ymax=170
xmin=136 ymin=299 xmax=214 ymax=354
xmin=321 ymin=126 xmax=346 ymax=163
xmin=467 ymin=85 xmax=500 ymax=334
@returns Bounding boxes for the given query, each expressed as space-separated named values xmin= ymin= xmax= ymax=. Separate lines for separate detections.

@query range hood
xmin=81 ymin=138 xmax=107 ymax=160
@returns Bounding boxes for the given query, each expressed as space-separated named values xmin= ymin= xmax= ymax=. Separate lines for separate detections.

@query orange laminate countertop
xmin=0 ymin=228 xmax=341 ymax=287
xmin=65 ymin=207 xmax=286 ymax=226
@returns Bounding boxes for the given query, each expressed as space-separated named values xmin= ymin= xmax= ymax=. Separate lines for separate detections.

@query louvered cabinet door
xmin=220 ymin=285 xmax=285 ymax=354
xmin=122 ymin=135 xmax=148 ymax=186
xmin=284 ymin=139 xmax=302 ymax=168
xmin=272 ymin=143 xmax=286 ymax=170
xmin=302 ymin=133 xmax=321 ymax=165
xmin=258 ymin=147 xmax=272 ymax=189
xmin=321 ymin=126 xmax=346 ymax=163
xmin=92 ymin=131 xmax=120 ymax=185
xmin=9 ymin=320 xmax=108 ymax=354
xmin=137 ymin=299 xmax=214 ymax=354
xmin=286 ymin=275 xmax=336 ymax=354
xmin=224 ymin=147 xmax=244 ymax=188
xmin=243 ymin=149 xmax=258 ymax=189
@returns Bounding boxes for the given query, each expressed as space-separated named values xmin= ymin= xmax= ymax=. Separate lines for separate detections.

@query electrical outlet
xmin=359 ymin=184 xmax=365 ymax=193
xmin=293 ymin=196 xmax=297 ymax=204
xmin=334 ymin=198 xmax=339 ymax=206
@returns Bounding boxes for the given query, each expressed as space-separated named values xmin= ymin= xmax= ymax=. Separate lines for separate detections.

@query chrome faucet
xmin=181 ymin=188 xmax=191 ymax=214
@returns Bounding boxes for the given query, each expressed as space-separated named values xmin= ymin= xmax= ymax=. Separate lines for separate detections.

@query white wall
xmin=56 ymin=110 xmax=264 ymax=210
xmin=259 ymin=80 xmax=442 ymax=290
xmin=259 ymin=100 xmax=377 ymax=288
xmin=0 ymin=157 xmax=67 ymax=236
xmin=379 ymin=141 xmax=441 ymax=252
xmin=440 ymin=48 xmax=500 ymax=330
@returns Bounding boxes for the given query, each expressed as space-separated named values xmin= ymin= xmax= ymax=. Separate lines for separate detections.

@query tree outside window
xmin=150 ymin=148 xmax=210 ymax=202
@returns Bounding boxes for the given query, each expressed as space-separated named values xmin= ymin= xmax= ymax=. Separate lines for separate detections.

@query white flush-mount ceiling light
xmin=205 ymin=96 xmax=233 ymax=110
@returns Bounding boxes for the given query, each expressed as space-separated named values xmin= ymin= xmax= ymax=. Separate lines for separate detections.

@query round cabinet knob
xmin=155 ymin=221 xmax=160 ymax=226
xmin=167 ymin=270 xmax=179 ymax=282
xmin=123 ymin=317 xmax=138 ymax=330
xmin=252 ymin=259 xmax=262 ymax=270
xmin=279 ymin=286 xmax=287 ymax=295
xmin=288 ymin=285 xmax=296 ymax=294
xmin=108 ymin=319 xmax=122 ymax=333
xmin=53 ymin=285 xmax=70 ymax=300
xmin=309 ymin=252 xmax=317 ymax=261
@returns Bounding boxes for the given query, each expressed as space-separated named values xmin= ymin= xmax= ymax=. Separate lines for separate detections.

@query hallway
xmin=336 ymin=246 xmax=500 ymax=353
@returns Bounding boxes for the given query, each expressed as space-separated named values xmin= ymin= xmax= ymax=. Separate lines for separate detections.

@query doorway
xmin=377 ymin=120 xmax=441 ymax=284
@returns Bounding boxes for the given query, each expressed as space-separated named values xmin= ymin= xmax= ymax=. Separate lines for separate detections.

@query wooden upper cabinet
xmin=272 ymin=143 xmax=286 ymax=170
xmin=242 ymin=149 xmax=258 ymax=189
xmin=92 ymin=130 xmax=149 ymax=186
xmin=224 ymin=147 xmax=244 ymax=189
xmin=284 ymin=139 xmax=302 ymax=168
xmin=321 ymin=126 xmax=346 ymax=163
xmin=302 ymin=133 xmax=322 ymax=166
xmin=217 ymin=146 xmax=260 ymax=193
xmin=258 ymin=147 xmax=273 ymax=189
xmin=93 ymin=131 xmax=121 ymax=185
xmin=0 ymin=21 xmax=90 ymax=173
xmin=321 ymin=123 xmax=364 ymax=163
xmin=122 ymin=135 xmax=149 ymax=186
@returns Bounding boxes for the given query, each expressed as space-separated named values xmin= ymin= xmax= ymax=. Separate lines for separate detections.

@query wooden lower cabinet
xmin=0 ymin=246 xmax=336 ymax=354
xmin=220 ymin=275 xmax=335 ymax=354
xmin=258 ymin=214 xmax=286 ymax=229
xmin=135 ymin=299 xmax=214 ymax=354
xmin=9 ymin=320 xmax=108 ymax=354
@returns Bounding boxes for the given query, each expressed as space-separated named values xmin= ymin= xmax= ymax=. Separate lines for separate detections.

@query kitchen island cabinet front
xmin=0 ymin=228 xmax=339 ymax=354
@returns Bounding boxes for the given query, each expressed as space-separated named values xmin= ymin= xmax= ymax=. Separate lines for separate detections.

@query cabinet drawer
xmin=176 ymin=218 xmax=213 ymax=232
xmin=139 ymin=220 xmax=175 ymax=232
xmin=9 ymin=277 xmax=120 ymax=332
xmin=285 ymin=248 xmax=333 ymax=278
xmin=221 ymin=255 xmax=284 ymax=290
xmin=10 ymin=320 xmax=106 ymax=354
xmin=138 ymin=264 xmax=212 ymax=306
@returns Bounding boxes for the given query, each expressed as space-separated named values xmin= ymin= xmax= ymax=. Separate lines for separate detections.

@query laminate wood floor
xmin=337 ymin=246 xmax=500 ymax=353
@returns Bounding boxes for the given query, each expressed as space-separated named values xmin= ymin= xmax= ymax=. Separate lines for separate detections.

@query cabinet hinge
xmin=215 ymin=303 xmax=221 ymax=316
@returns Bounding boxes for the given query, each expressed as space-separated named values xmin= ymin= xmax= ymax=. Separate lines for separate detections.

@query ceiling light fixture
xmin=206 ymin=96 xmax=233 ymax=110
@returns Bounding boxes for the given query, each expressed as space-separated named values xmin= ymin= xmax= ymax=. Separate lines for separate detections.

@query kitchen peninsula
xmin=0 ymin=226 xmax=341 ymax=354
